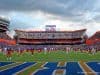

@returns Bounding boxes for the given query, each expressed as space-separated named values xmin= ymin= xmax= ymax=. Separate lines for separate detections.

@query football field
xmin=0 ymin=50 xmax=100 ymax=75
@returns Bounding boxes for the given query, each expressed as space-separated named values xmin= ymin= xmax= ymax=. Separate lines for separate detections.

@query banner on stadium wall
xmin=86 ymin=39 xmax=100 ymax=45
xmin=0 ymin=38 xmax=16 ymax=45
xmin=86 ymin=39 xmax=93 ymax=45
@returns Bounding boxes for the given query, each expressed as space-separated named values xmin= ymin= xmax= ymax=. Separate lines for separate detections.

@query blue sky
xmin=0 ymin=0 xmax=100 ymax=37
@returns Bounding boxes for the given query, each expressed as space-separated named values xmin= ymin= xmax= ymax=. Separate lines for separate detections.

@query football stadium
xmin=0 ymin=16 xmax=100 ymax=75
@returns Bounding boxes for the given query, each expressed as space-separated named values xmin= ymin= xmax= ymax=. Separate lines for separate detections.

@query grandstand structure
xmin=0 ymin=17 xmax=15 ymax=46
xmin=0 ymin=17 xmax=9 ymax=32
xmin=86 ymin=31 xmax=100 ymax=45
xmin=15 ymin=29 xmax=87 ymax=46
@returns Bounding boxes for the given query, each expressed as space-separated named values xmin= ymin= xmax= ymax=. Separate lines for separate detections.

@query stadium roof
xmin=15 ymin=29 xmax=87 ymax=33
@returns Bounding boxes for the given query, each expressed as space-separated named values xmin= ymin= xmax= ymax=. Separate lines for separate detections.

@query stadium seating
xmin=15 ymin=29 xmax=87 ymax=45
xmin=0 ymin=33 xmax=11 ymax=40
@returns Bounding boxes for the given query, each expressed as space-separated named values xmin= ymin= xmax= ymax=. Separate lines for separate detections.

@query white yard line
xmin=31 ymin=62 xmax=48 ymax=75
xmin=14 ymin=62 xmax=37 ymax=75
xmin=0 ymin=62 xmax=26 ymax=72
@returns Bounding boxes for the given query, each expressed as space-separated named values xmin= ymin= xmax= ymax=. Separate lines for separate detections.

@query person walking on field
xmin=44 ymin=47 xmax=47 ymax=54
xmin=91 ymin=48 xmax=96 ymax=55
xmin=6 ymin=48 xmax=12 ymax=61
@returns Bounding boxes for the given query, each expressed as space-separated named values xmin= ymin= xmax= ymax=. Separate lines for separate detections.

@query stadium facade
xmin=0 ymin=17 xmax=16 ymax=46
xmin=0 ymin=17 xmax=9 ymax=32
xmin=15 ymin=29 xmax=87 ymax=45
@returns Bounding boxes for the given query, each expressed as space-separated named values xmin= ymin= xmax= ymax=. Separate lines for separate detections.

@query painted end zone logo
xmin=0 ymin=62 xmax=100 ymax=75
xmin=32 ymin=62 xmax=99 ymax=75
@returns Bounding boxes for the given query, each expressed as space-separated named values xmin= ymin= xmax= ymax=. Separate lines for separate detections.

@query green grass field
xmin=0 ymin=50 xmax=100 ymax=62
